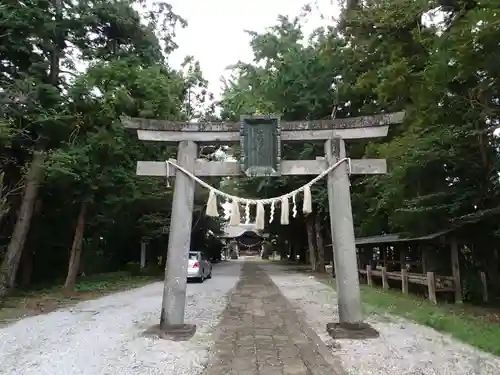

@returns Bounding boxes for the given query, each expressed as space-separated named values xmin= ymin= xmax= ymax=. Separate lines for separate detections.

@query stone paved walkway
xmin=203 ymin=261 xmax=345 ymax=375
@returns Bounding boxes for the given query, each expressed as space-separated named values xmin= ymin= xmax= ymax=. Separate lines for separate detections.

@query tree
xmin=0 ymin=0 xmax=219 ymax=295
xmin=219 ymin=1 xmax=500 ymax=299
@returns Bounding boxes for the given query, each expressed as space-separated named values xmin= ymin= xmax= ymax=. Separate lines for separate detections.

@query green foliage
xmin=219 ymin=1 xmax=500 ymax=299
xmin=321 ymin=276 xmax=500 ymax=356
xmin=0 ymin=0 xmax=221 ymax=288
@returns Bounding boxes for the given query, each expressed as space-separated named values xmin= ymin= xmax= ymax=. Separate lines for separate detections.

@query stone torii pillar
xmin=160 ymin=140 xmax=197 ymax=331
xmin=325 ymin=138 xmax=364 ymax=327
xmin=122 ymin=112 xmax=404 ymax=340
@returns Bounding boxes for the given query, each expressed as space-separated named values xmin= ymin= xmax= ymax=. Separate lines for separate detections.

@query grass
xmin=0 ymin=271 xmax=159 ymax=326
xmin=279 ymin=264 xmax=500 ymax=357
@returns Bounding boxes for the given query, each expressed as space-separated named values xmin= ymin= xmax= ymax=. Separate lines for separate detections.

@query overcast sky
xmin=163 ymin=0 xmax=340 ymax=219
xmin=166 ymin=0 xmax=341 ymax=99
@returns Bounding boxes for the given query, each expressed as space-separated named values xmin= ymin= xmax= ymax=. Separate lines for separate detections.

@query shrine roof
xmin=220 ymin=223 xmax=263 ymax=239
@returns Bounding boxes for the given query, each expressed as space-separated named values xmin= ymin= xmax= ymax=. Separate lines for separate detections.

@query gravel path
xmin=263 ymin=264 xmax=500 ymax=375
xmin=0 ymin=261 xmax=242 ymax=375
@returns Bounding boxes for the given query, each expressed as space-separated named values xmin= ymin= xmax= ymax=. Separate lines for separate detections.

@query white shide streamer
xmin=165 ymin=157 xmax=350 ymax=229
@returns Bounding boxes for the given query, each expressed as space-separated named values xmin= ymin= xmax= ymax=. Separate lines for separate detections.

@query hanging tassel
xmin=269 ymin=201 xmax=275 ymax=223
xmin=224 ymin=198 xmax=230 ymax=219
xmin=302 ymin=185 xmax=312 ymax=215
xmin=256 ymin=201 xmax=265 ymax=230
xmin=280 ymin=196 xmax=289 ymax=225
xmin=229 ymin=199 xmax=241 ymax=226
xmin=245 ymin=202 xmax=250 ymax=224
xmin=165 ymin=161 xmax=171 ymax=188
xmin=206 ymin=190 xmax=219 ymax=217
xmin=292 ymin=193 xmax=298 ymax=218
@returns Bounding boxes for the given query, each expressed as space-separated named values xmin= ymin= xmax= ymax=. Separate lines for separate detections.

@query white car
xmin=187 ymin=251 xmax=212 ymax=282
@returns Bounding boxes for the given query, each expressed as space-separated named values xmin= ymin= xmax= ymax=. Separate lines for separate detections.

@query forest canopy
xmin=0 ymin=0 xmax=499 ymax=302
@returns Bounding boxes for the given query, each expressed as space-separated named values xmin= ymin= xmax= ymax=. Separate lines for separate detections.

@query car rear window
xmin=188 ymin=252 xmax=199 ymax=260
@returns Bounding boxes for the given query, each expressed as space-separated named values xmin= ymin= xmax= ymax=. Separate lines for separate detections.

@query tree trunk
xmin=63 ymin=201 xmax=87 ymax=293
xmin=0 ymin=150 xmax=45 ymax=297
xmin=485 ymin=247 xmax=500 ymax=291
xmin=20 ymin=248 xmax=34 ymax=287
xmin=50 ymin=0 xmax=62 ymax=85
xmin=306 ymin=215 xmax=316 ymax=271
xmin=315 ymin=214 xmax=325 ymax=272
xmin=0 ymin=172 xmax=11 ymax=227
xmin=140 ymin=241 xmax=147 ymax=269
xmin=290 ymin=242 xmax=295 ymax=261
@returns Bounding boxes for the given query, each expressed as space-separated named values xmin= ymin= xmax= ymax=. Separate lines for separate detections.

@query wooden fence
xmin=359 ymin=266 xmax=489 ymax=304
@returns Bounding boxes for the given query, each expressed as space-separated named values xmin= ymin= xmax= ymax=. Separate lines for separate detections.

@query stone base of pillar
xmin=326 ymin=322 xmax=379 ymax=340
xmin=142 ymin=323 xmax=197 ymax=342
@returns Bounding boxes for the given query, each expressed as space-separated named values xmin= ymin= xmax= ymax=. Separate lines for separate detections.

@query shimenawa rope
xmin=165 ymin=157 xmax=351 ymax=229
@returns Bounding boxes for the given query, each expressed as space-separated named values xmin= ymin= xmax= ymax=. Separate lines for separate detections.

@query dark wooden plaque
xmin=240 ymin=115 xmax=281 ymax=177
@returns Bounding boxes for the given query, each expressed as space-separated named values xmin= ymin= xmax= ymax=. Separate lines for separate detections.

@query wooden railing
xmin=359 ymin=266 xmax=457 ymax=304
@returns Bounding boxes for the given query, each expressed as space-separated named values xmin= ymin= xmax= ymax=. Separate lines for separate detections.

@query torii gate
xmin=123 ymin=112 xmax=404 ymax=339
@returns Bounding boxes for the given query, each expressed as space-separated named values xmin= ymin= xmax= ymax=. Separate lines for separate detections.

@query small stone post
xmin=427 ymin=271 xmax=437 ymax=304
xmin=480 ymin=272 xmax=488 ymax=303
xmin=366 ymin=265 xmax=373 ymax=287
xmin=381 ymin=267 xmax=389 ymax=290
xmin=401 ymin=269 xmax=408 ymax=294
